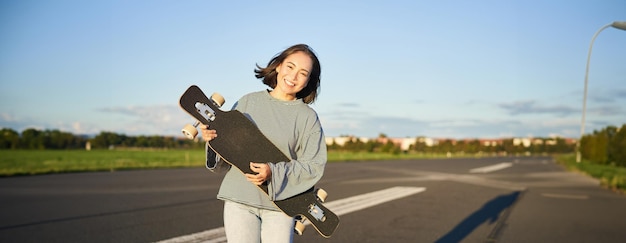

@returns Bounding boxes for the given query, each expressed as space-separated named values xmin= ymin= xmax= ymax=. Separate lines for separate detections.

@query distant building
xmin=478 ymin=139 xmax=503 ymax=147
xmin=325 ymin=136 xmax=370 ymax=146
xmin=513 ymin=138 xmax=532 ymax=147
xmin=417 ymin=137 xmax=436 ymax=147
xmin=376 ymin=137 xmax=416 ymax=151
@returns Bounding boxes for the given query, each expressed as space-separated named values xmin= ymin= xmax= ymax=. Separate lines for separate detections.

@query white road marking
xmin=155 ymin=228 xmax=226 ymax=243
xmin=327 ymin=186 xmax=425 ymax=216
xmin=155 ymin=186 xmax=425 ymax=243
xmin=469 ymin=162 xmax=513 ymax=173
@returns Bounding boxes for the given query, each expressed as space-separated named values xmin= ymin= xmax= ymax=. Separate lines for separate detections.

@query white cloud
xmin=96 ymin=104 xmax=190 ymax=136
xmin=498 ymin=100 xmax=577 ymax=116
xmin=1 ymin=113 xmax=18 ymax=122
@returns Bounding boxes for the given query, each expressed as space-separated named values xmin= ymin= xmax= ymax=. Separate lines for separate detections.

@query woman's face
xmin=273 ymin=51 xmax=313 ymax=100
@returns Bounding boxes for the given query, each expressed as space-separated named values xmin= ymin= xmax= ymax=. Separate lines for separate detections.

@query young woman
xmin=200 ymin=44 xmax=327 ymax=242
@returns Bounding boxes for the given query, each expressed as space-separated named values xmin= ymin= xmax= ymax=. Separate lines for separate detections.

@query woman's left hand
xmin=246 ymin=162 xmax=272 ymax=186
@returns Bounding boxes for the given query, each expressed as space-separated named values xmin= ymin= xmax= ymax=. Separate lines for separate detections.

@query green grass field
xmin=0 ymin=149 xmax=455 ymax=177
xmin=327 ymin=151 xmax=461 ymax=161
xmin=0 ymin=149 xmax=206 ymax=176
xmin=2 ymin=149 xmax=624 ymax=193
xmin=556 ymin=154 xmax=626 ymax=193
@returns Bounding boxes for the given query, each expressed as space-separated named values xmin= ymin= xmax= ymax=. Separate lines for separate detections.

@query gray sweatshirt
xmin=206 ymin=90 xmax=327 ymax=211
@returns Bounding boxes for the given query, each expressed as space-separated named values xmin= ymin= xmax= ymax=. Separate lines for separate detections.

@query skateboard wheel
xmin=316 ymin=188 xmax=328 ymax=202
xmin=294 ymin=221 xmax=306 ymax=235
xmin=210 ymin=93 xmax=225 ymax=108
xmin=181 ymin=124 xmax=198 ymax=139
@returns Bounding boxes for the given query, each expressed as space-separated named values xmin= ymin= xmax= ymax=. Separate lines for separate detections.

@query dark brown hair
xmin=254 ymin=44 xmax=321 ymax=104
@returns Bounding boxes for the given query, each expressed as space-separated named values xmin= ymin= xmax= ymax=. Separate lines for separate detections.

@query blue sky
xmin=1 ymin=0 xmax=625 ymax=139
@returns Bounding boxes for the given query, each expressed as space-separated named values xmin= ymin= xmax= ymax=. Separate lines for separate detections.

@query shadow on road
xmin=435 ymin=191 xmax=523 ymax=243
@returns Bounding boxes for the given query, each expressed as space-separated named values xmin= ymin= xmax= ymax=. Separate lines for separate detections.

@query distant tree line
xmin=89 ymin=131 xmax=202 ymax=149
xmin=328 ymin=135 xmax=576 ymax=156
xmin=2 ymin=125 xmax=624 ymax=167
xmin=1 ymin=128 xmax=86 ymax=149
xmin=0 ymin=128 xmax=202 ymax=150
xmin=328 ymin=138 xmax=404 ymax=154
xmin=412 ymin=137 xmax=575 ymax=155
xmin=580 ymin=124 xmax=626 ymax=167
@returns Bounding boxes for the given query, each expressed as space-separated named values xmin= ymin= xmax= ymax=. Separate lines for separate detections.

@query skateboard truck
xmin=308 ymin=204 xmax=326 ymax=222
xmin=294 ymin=188 xmax=328 ymax=235
xmin=181 ymin=92 xmax=226 ymax=140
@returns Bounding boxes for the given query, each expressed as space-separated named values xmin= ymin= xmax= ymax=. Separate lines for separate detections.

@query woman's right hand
xmin=199 ymin=124 xmax=218 ymax=141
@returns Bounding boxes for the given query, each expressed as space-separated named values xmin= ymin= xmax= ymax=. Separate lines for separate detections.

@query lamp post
xmin=576 ymin=21 xmax=626 ymax=163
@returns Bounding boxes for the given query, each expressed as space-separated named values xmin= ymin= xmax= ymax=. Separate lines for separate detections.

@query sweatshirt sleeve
xmin=266 ymin=116 xmax=327 ymax=201
xmin=205 ymin=142 xmax=230 ymax=173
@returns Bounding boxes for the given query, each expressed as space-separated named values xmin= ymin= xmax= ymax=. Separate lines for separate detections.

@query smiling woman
xmin=199 ymin=44 xmax=327 ymax=242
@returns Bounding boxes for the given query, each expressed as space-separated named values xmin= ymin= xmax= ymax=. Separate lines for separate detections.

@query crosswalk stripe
xmin=155 ymin=186 xmax=426 ymax=243
xmin=469 ymin=162 xmax=513 ymax=173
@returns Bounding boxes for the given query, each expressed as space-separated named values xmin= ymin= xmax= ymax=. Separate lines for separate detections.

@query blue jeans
xmin=223 ymin=200 xmax=295 ymax=243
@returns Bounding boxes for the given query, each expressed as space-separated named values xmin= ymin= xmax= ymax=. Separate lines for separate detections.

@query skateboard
xmin=179 ymin=85 xmax=339 ymax=238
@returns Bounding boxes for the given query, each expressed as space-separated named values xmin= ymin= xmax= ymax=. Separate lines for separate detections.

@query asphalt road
xmin=1 ymin=156 xmax=625 ymax=242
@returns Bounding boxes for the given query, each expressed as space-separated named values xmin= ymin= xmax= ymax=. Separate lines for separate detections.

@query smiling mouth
xmin=284 ymin=79 xmax=296 ymax=87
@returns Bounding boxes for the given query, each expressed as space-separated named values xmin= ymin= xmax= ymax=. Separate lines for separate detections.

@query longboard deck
xmin=179 ymin=85 xmax=339 ymax=237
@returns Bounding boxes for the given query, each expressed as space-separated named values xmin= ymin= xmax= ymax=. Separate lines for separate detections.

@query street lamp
xmin=576 ymin=21 xmax=626 ymax=163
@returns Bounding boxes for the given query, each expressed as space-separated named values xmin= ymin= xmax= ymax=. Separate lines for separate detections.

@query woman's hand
xmin=199 ymin=124 xmax=217 ymax=141
xmin=246 ymin=162 xmax=272 ymax=186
